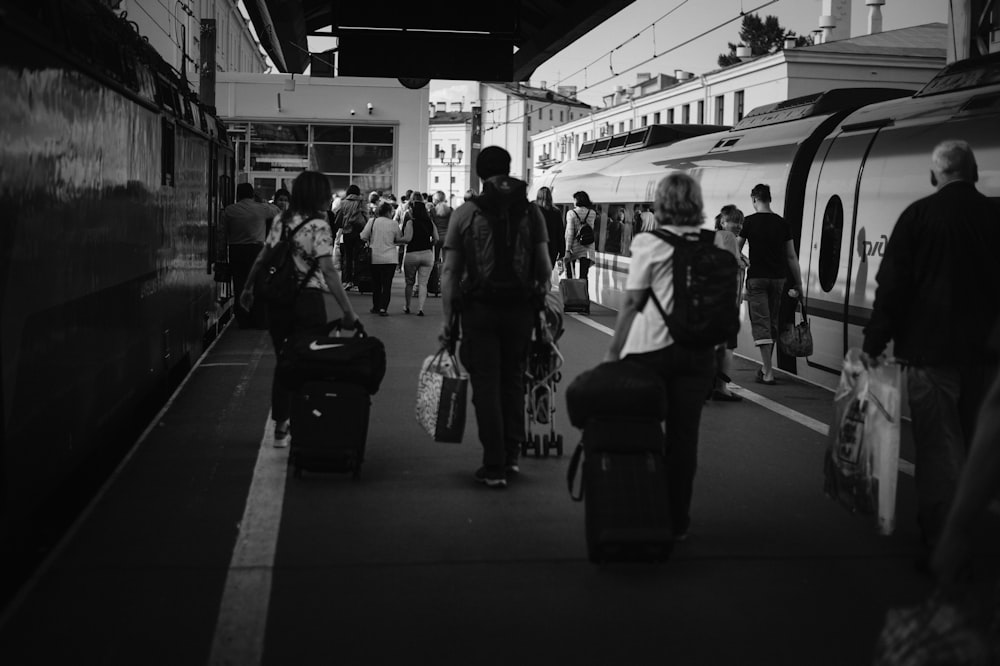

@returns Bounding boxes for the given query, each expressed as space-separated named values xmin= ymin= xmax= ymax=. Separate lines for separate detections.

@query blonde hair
xmin=654 ymin=173 xmax=704 ymax=227
xmin=715 ymin=204 xmax=744 ymax=231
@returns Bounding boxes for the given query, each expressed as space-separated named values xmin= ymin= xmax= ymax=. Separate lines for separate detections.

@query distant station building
xmin=428 ymin=105 xmax=473 ymax=207
xmin=530 ymin=21 xmax=948 ymax=175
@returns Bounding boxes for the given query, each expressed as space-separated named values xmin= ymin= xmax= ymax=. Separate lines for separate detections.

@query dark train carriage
xmin=0 ymin=0 xmax=233 ymax=583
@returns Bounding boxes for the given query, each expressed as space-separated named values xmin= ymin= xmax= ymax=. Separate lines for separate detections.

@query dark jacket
xmin=334 ymin=194 xmax=366 ymax=236
xmin=863 ymin=181 xmax=1000 ymax=365
xmin=539 ymin=206 xmax=565 ymax=264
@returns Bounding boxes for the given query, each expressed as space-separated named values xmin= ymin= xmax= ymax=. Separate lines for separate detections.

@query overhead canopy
xmin=243 ymin=0 xmax=636 ymax=83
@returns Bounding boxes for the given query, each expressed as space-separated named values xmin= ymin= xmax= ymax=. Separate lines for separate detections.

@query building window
xmin=682 ymin=105 xmax=690 ymax=124
xmin=641 ymin=115 xmax=648 ymax=127
xmin=526 ymin=116 xmax=531 ymax=131
xmin=527 ymin=143 xmax=531 ymax=157
xmin=653 ymin=111 xmax=661 ymax=124
xmin=549 ymin=109 xmax=553 ymax=121
xmin=434 ymin=143 xmax=440 ymax=158
xmin=570 ymin=112 xmax=574 ymax=120
xmin=583 ymin=132 xmax=588 ymax=141
xmin=735 ymin=90 xmax=745 ymax=122
xmin=667 ymin=108 xmax=674 ymax=124
xmin=538 ymin=108 xmax=543 ymax=120
xmin=628 ymin=119 xmax=633 ymax=130
xmin=715 ymin=95 xmax=725 ymax=125
xmin=560 ymin=110 xmax=564 ymax=122
xmin=434 ymin=176 xmax=439 ymax=183
xmin=526 ymin=168 xmax=531 ymax=181
xmin=698 ymin=100 xmax=705 ymax=124
xmin=618 ymin=122 xmax=625 ymax=133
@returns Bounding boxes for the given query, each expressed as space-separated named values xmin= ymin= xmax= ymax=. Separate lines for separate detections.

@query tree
xmin=717 ymin=13 xmax=811 ymax=68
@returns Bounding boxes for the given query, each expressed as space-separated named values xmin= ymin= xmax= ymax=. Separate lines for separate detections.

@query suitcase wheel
xmin=545 ymin=433 xmax=564 ymax=457
xmin=533 ymin=434 xmax=543 ymax=458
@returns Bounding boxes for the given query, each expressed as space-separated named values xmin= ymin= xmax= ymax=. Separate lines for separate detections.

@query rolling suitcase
xmin=352 ymin=244 xmax=373 ymax=293
xmin=427 ymin=258 xmax=441 ymax=296
xmin=289 ymin=380 xmax=370 ymax=478
xmin=560 ymin=278 xmax=590 ymax=314
xmin=568 ymin=418 xmax=673 ymax=563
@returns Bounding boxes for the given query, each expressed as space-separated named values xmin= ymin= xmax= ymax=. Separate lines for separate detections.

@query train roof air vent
xmin=916 ymin=50 xmax=1000 ymax=97
xmin=576 ymin=124 xmax=731 ymax=159
xmin=733 ymin=88 xmax=914 ymax=130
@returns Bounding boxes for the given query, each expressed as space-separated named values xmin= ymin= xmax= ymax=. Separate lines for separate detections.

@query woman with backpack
xmin=400 ymin=192 xmax=439 ymax=316
xmin=564 ymin=190 xmax=596 ymax=281
xmin=240 ymin=170 xmax=358 ymax=445
xmin=603 ymin=173 xmax=721 ymax=542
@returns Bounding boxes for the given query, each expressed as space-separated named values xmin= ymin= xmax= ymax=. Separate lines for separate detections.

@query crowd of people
xmin=222 ymin=140 xmax=1000 ymax=600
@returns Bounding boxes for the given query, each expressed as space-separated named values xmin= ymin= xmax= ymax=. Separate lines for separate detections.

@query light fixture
xmin=367 ymin=102 xmax=374 ymax=114
xmin=350 ymin=109 xmax=356 ymax=116
xmin=283 ymin=73 xmax=295 ymax=92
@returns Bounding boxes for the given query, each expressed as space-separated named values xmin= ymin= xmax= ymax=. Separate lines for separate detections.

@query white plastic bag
xmin=824 ymin=348 xmax=902 ymax=535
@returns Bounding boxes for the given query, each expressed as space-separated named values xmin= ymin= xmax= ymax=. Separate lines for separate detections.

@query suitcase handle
xmin=567 ymin=443 xmax=584 ymax=502
xmin=325 ymin=319 xmax=367 ymax=338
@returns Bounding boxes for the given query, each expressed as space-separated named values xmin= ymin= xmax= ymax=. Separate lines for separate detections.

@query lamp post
xmin=437 ymin=148 xmax=463 ymax=206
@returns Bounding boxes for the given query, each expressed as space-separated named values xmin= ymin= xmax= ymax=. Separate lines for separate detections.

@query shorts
xmin=745 ymin=277 xmax=785 ymax=346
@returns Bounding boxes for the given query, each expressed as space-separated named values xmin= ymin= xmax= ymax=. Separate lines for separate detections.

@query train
xmin=531 ymin=51 xmax=1000 ymax=389
xmin=0 ymin=0 xmax=234 ymax=592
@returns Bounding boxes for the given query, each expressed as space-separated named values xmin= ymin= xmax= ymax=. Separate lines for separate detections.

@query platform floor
xmin=1 ymin=273 xmax=996 ymax=666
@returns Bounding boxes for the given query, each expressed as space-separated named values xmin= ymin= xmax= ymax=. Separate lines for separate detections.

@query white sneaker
xmin=273 ymin=437 xmax=289 ymax=448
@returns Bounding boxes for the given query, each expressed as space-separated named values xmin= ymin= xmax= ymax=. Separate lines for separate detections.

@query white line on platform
xmin=200 ymin=362 xmax=251 ymax=367
xmin=208 ymin=419 xmax=288 ymax=666
xmin=568 ymin=312 xmax=915 ymax=478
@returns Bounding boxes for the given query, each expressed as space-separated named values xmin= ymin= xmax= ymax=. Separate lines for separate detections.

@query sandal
xmin=755 ymin=369 xmax=777 ymax=386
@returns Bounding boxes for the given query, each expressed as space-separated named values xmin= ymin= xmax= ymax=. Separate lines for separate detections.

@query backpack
xmin=646 ymin=228 xmax=739 ymax=348
xmin=337 ymin=202 xmax=367 ymax=236
xmin=254 ymin=217 xmax=318 ymax=307
xmin=573 ymin=210 xmax=595 ymax=246
xmin=460 ymin=199 xmax=537 ymax=298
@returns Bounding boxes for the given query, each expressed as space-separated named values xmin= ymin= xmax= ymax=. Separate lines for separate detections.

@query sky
xmin=430 ymin=0 xmax=947 ymax=107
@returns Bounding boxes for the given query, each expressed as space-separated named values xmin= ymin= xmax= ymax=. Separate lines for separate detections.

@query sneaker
xmin=417 ymin=310 xmax=425 ymax=317
xmin=505 ymin=460 xmax=520 ymax=474
xmin=274 ymin=421 xmax=290 ymax=448
xmin=474 ymin=466 xmax=507 ymax=489
xmin=404 ymin=307 xmax=411 ymax=314
xmin=379 ymin=310 xmax=388 ymax=317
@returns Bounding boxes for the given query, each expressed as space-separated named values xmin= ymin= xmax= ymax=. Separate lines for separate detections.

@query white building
xmin=215 ymin=73 xmax=430 ymax=200
xmin=530 ymin=23 xmax=947 ymax=177
xmin=428 ymin=107 xmax=472 ymax=206
xmin=478 ymin=82 xmax=592 ymax=184
xmin=109 ymin=0 xmax=269 ymax=89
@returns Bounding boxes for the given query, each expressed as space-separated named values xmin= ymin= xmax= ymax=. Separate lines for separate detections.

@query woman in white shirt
xmin=360 ymin=201 xmax=404 ymax=316
xmin=605 ymin=172 xmax=718 ymax=541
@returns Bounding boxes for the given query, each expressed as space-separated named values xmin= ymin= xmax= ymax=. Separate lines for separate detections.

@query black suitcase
xmin=568 ymin=419 xmax=673 ymax=563
xmin=289 ymin=381 xmax=370 ymax=478
xmin=277 ymin=323 xmax=387 ymax=395
xmin=565 ymin=360 xmax=667 ymax=429
xmin=352 ymin=244 xmax=373 ymax=293
xmin=560 ymin=278 xmax=590 ymax=314
xmin=427 ymin=258 xmax=441 ymax=296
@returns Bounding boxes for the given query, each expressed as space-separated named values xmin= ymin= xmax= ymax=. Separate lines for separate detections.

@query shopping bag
xmin=823 ymin=348 xmax=901 ymax=535
xmin=778 ymin=298 xmax=813 ymax=357
xmin=415 ymin=348 xmax=468 ymax=443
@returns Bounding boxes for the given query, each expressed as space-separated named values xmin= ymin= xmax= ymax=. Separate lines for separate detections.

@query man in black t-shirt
xmin=738 ymin=183 xmax=803 ymax=384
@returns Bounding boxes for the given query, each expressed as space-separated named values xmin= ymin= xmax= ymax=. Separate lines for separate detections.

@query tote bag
xmin=415 ymin=348 xmax=468 ymax=443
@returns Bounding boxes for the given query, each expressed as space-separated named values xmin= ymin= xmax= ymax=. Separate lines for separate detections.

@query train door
xmin=799 ymin=126 xmax=885 ymax=375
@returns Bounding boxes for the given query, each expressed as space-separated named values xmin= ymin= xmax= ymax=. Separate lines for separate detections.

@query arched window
xmin=818 ymin=195 xmax=844 ymax=292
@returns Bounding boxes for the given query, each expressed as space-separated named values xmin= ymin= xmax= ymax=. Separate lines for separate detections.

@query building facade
xmin=215 ymin=73 xmax=431 ymax=200
xmin=428 ymin=109 xmax=472 ymax=206
xmin=530 ymin=23 xmax=947 ymax=177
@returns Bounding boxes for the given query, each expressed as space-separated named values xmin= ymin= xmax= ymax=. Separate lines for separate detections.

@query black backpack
xmin=647 ymin=228 xmax=739 ymax=348
xmin=255 ymin=217 xmax=318 ymax=307
xmin=573 ymin=210 xmax=595 ymax=246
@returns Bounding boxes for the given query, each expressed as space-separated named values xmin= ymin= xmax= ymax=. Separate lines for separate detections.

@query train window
xmin=818 ymin=195 xmax=844 ymax=292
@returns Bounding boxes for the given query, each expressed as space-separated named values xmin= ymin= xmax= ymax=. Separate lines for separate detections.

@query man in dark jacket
xmin=440 ymin=147 xmax=552 ymax=488
xmin=334 ymin=184 xmax=367 ymax=288
xmin=862 ymin=140 xmax=1000 ymax=552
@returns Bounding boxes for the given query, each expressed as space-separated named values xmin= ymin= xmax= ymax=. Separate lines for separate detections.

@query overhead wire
xmin=484 ymin=0 xmax=780 ymax=132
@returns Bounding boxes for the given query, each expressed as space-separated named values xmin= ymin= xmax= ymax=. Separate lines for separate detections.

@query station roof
xmin=242 ymin=1 xmax=636 ymax=85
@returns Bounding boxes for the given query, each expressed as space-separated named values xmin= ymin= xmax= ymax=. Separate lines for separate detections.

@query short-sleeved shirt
xmin=223 ymin=198 xmax=279 ymax=245
xmin=265 ymin=214 xmax=333 ymax=291
xmin=740 ymin=211 xmax=791 ymax=279
xmin=620 ymin=227 xmax=685 ymax=356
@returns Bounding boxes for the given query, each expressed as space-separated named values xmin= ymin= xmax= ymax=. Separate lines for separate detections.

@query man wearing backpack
xmin=334 ymin=184 xmax=367 ymax=288
xmin=440 ymin=146 xmax=552 ymax=489
xmin=738 ymin=183 xmax=803 ymax=385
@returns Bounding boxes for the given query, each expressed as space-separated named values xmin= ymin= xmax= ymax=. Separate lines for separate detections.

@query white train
xmin=531 ymin=53 xmax=1000 ymax=389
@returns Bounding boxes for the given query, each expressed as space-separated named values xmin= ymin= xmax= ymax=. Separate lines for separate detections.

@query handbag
xmin=277 ymin=321 xmax=387 ymax=395
xmin=415 ymin=347 xmax=468 ymax=443
xmin=779 ymin=298 xmax=813 ymax=357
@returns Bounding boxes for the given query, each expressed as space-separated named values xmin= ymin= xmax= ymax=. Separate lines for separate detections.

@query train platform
xmin=0 ymin=273 xmax=996 ymax=666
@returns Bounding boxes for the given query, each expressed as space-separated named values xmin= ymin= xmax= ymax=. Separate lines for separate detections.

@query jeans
xmin=622 ymin=344 xmax=715 ymax=534
xmin=906 ymin=361 xmax=995 ymax=544
xmin=459 ymin=300 xmax=535 ymax=471
xmin=370 ymin=263 xmax=396 ymax=312
xmin=566 ymin=256 xmax=592 ymax=281
xmin=228 ymin=243 xmax=265 ymax=328
xmin=746 ymin=277 xmax=785 ymax=345
xmin=403 ymin=249 xmax=434 ymax=312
